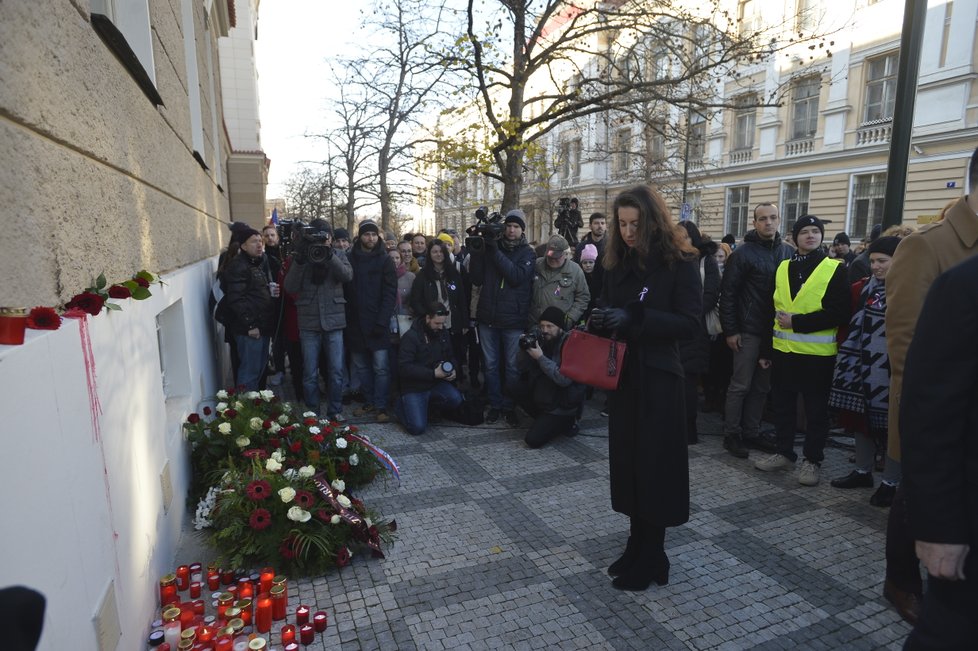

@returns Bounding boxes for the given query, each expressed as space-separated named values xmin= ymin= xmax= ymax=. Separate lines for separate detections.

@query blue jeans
xmin=397 ymin=381 xmax=463 ymax=435
xmin=478 ymin=324 xmax=522 ymax=410
xmin=299 ymin=329 xmax=345 ymax=416
xmin=234 ymin=334 xmax=269 ymax=391
xmin=351 ymin=348 xmax=391 ymax=409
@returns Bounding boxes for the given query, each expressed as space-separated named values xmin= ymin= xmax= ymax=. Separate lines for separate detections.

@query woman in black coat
xmin=677 ymin=221 xmax=720 ymax=444
xmin=589 ymin=185 xmax=701 ymax=591
xmin=409 ymin=239 xmax=470 ymax=376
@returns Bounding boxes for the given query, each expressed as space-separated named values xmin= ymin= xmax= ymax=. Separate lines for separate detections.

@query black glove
xmin=602 ymin=308 xmax=629 ymax=330
xmin=588 ymin=310 xmax=605 ymax=330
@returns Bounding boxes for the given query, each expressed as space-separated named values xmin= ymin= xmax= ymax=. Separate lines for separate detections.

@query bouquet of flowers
xmin=184 ymin=387 xmax=396 ymax=575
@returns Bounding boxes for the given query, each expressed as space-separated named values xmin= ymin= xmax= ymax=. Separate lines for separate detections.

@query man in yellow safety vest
xmin=754 ymin=215 xmax=850 ymax=486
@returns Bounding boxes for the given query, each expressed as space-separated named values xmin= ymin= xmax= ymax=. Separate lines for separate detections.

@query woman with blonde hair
xmin=589 ymin=186 xmax=701 ymax=591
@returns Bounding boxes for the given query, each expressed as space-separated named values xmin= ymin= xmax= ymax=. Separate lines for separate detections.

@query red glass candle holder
xmin=259 ymin=567 xmax=274 ymax=594
xmin=189 ymin=582 xmax=201 ymax=599
xmin=179 ymin=604 xmax=195 ymax=629
xmin=236 ymin=577 xmax=253 ymax=599
xmin=192 ymin=600 xmax=205 ymax=616
xmin=272 ymin=575 xmax=288 ymax=601
xmin=189 ymin=563 xmax=202 ymax=582
xmin=207 ymin=571 xmax=220 ymax=591
xmin=312 ymin=611 xmax=328 ymax=633
xmin=255 ymin=593 xmax=272 ymax=633
xmin=281 ymin=624 xmax=296 ymax=645
xmin=0 ymin=308 xmax=27 ymax=346
xmin=299 ymin=623 xmax=314 ymax=645
xmin=270 ymin=585 xmax=287 ymax=621
xmin=233 ymin=598 xmax=252 ymax=626
xmin=295 ymin=605 xmax=309 ymax=626
xmin=220 ymin=569 xmax=234 ymax=586
xmin=160 ymin=574 xmax=178 ymax=606
xmin=176 ymin=565 xmax=191 ymax=591
xmin=216 ymin=593 xmax=234 ymax=620
xmin=214 ymin=635 xmax=232 ymax=651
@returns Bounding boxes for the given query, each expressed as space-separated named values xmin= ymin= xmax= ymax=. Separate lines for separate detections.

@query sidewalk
xmin=177 ymin=391 xmax=912 ymax=650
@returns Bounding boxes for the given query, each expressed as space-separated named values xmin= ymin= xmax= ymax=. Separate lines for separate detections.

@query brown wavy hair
xmin=603 ymin=185 xmax=696 ymax=271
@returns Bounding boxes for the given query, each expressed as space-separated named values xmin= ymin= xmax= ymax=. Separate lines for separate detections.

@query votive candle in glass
xmin=160 ymin=575 xmax=178 ymax=606
xmin=192 ymin=600 xmax=205 ymax=616
xmin=299 ymin=623 xmax=314 ymax=645
xmin=236 ymin=577 xmax=253 ymax=599
xmin=215 ymin=635 xmax=233 ymax=651
xmin=312 ymin=611 xmax=328 ymax=633
xmin=176 ymin=565 xmax=191 ymax=591
xmin=197 ymin=625 xmax=216 ymax=644
xmin=272 ymin=575 xmax=288 ymax=601
xmin=0 ymin=308 xmax=28 ymax=346
xmin=259 ymin=567 xmax=274 ymax=594
xmin=295 ymin=605 xmax=309 ymax=626
xmin=280 ymin=624 xmax=296 ymax=645
xmin=216 ymin=593 xmax=234 ymax=620
xmin=270 ymin=585 xmax=287 ymax=621
xmin=220 ymin=569 xmax=234 ymax=586
xmin=179 ymin=604 xmax=195 ymax=629
xmin=284 ymin=644 xmax=299 ymax=651
xmin=163 ymin=621 xmax=182 ymax=649
xmin=207 ymin=570 xmax=221 ymax=591
xmin=190 ymin=582 xmax=202 ymax=599
xmin=234 ymin=598 xmax=252 ymax=626
xmin=189 ymin=563 xmax=203 ymax=582
xmin=254 ymin=593 xmax=272 ymax=633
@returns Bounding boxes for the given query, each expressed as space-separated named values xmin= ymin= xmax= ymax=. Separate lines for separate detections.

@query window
xmin=689 ymin=112 xmax=706 ymax=160
xmin=90 ymin=0 xmax=162 ymax=105
xmin=645 ymin=123 xmax=666 ymax=161
xmin=790 ymin=77 xmax=820 ymax=140
xmin=851 ymin=173 xmax=886 ymax=238
xmin=560 ymin=138 xmax=582 ymax=185
xmin=180 ymin=0 xmax=206 ymax=163
xmin=614 ymin=128 xmax=632 ymax=177
xmin=796 ymin=0 xmax=825 ymax=32
xmin=738 ymin=0 xmax=762 ymax=36
xmin=780 ymin=180 xmax=810 ymax=235
xmin=648 ymin=50 xmax=670 ymax=81
xmin=685 ymin=190 xmax=702 ymax=222
xmin=733 ymin=96 xmax=756 ymax=151
xmin=727 ymin=186 xmax=751 ymax=237
xmin=864 ymin=52 xmax=898 ymax=123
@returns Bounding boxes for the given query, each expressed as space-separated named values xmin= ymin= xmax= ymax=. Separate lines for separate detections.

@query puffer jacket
xmin=398 ymin=319 xmax=456 ymax=394
xmin=469 ymin=237 xmax=536 ymax=329
xmin=222 ymin=253 xmax=275 ymax=336
xmin=283 ymin=250 xmax=354 ymax=333
xmin=718 ymin=229 xmax=793 ymax=337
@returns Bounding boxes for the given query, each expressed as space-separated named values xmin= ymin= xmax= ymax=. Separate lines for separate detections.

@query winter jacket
xmin=469 ymin=237 xmax=536 ymax=329
xmin=679 ymin=251 xmax=721 ymax=374
xmin=528 ymin=257 xmax=590 ymax=327
xmin=398 ymin=320 xmax=456 ymax=394
xmin=718 ymin=229 xmax=793 ymax=337
xmin=222 ymin=253 xmax=275 ymax=336
xmin=408 ymin=264 xmax=470 ymax=334
xmin=283 ymin=250 xmax=354 ymax=333
xmin=345 ymin=242 xmax=398 ymax=352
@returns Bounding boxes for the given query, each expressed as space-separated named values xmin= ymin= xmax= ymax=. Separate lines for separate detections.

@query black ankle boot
xmin=724 ymin=435 xmax=749 ymax=459
xmin=612 ymin=524 xmax=669 ymax=591
xmin=607 ymin=519 xmax=642 ymax=577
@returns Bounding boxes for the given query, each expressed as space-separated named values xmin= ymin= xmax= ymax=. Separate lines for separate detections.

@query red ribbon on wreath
xmin=311 ymin=472 xmax=391 ymax=558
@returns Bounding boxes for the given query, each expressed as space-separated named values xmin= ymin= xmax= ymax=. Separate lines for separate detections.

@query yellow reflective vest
xmin=772 ymin=257 xmax=840 ymax=356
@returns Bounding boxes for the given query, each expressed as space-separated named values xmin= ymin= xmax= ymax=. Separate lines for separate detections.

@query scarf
xmin=828 ymin=277 xmax=890 ymax=434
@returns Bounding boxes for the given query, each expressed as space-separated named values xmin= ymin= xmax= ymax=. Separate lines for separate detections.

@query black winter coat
xmin=469 ymin=238 xmax=536 ymax=329
xmin=222 ymin=253 xmax=275 ymax=336
xmin=719 ymin=230 xmax=793 ymax=337
xmin=597 ymin=250 xmax=701 ymax=526
xmin=408 ymin=265 xmax=470 ymax=335
xmin=398 ymin=320 xmax=457 ymax=394
xmin=679 ymin=251 xmax=720 ymax=374
xmin=345 ymin=243 xmax=398 ymax=352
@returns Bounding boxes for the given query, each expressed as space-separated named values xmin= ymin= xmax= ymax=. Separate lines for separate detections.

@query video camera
xmin=465 ymin=206 xmax=505 ymax=252
xmin=291 ymin=220 xmax=334 ymax=264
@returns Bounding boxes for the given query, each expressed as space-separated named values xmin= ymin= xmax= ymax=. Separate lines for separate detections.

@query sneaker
xmin=754 ymin=453 xmax=793 ymax=472
xmin=870 ymin=482 xmax=897 ymax=507
xmin=798 ymin=460 xmax=821 ymax=486
xmin=830 ymin=470 xmax=874 ymax=489
xmin=327 ymin=412 xmax=346 ymax=423
xmin=353 ymin=404 xmax=375 ymax=417
xmin=504 ymin=410 xmax=519 ymax=428
xmin=375 ymin=410 xmax=390 ymax=424
xmin=486 ymin=408 xmax=501 ymax=424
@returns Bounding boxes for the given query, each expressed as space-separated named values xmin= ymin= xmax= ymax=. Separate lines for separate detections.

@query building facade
xmin=0 ymin=1 xmax=262 ymax=649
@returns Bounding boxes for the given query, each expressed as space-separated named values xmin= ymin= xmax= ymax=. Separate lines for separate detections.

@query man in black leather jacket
xmin=718 ymin=203 xmax=793 ymax=458
xmin=223 ymin=228 xmax=276 ymax=390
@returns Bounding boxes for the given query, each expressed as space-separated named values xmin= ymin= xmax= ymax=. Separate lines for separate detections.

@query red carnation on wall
xmin=26 ymin=307 xmax=61 ymax=330
xmin=187 ymin=413 xmax=201 ymax=424
xmin=65 ymin=292 xmax=105 ymax=316
xmin=108 ymin=285 xmax=132 ymax=299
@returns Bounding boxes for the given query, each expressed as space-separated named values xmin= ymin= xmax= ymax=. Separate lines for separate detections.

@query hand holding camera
xmin=434 ymin=361 xmax=456 ymax=381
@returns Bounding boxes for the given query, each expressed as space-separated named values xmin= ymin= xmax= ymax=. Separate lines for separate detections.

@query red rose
xmin=65 ymin=292 xmax=105 ymax=316
xmin=224 ymin=409 xmax=238 ymax=418
xmin=108 ymin=285 xmax=132 ymax=299
xmin=249 ymin=508 xmax=272 ymax=531
xmin=290 ymin=441 xmax=302 ymax=453
xmin=133 ymin=276 xmax=150 ymax=288
xmin=203 ymin=406 xmax=212 ymax=416
xmin=26 ymin=307 xmax=61 ymax=330
xmin=311 ymin=434 xmax=324 ymax=444
xmin=187 ymin=413 xmax=201 ymax=424
xmin=335 ymin=547 xmax=350 ymax=568
xmin=262 ymin=419 xmax=273 ymax=429
xmin=304 ymin=417 xmax=317 ymax=426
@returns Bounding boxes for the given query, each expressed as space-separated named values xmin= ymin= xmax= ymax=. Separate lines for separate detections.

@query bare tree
xmin=283 ymin=166 xmax=336 ymax=221
xmin=434 ymin=0 xmax=832 ymax=210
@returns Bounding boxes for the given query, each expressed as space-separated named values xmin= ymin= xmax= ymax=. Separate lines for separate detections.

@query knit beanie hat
xmin=333 ymin=227 xmax=350 ymax=241
xmin=437 ymin=232 xmax=455 ymax=247
xmin=580 ymin=244 xmax=598 ymax=262
xmin=868 ymin=235 xmax=900 ymax=258
xmin=504 ymin=209 xmax=526 ymax=231
xmin=233 ymin=226 xmax=262 ymax=245
xmin=792 ymin=215 xmax=825 ymax=242
xmin=833 ymin=231 xmax=851 ymax=246
xmin=539 ymin=306 xmax=566 ymax=328
xmin=358 ymin=220 xmax=380 ymax=237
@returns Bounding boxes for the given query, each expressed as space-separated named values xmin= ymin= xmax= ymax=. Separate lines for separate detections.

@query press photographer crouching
xmin=396 ymin=302 xmax=463 ymax=436
xmin=511 ymin=307 xmax=586 ymax=449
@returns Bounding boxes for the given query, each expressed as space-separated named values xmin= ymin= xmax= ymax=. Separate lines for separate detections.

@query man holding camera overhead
xmin=469 ymin=209 xmax=536 ymax=427
xmin=284 ymin=218 xmax=354 ymax=421
xmin=396 ymin=302 xmax=463 ymax=436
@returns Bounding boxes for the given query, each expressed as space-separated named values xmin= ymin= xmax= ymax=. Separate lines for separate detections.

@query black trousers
xmin=683 ymin=372 xmax=699 ymax=441
xmin=772 ymin=382 xmax=830 ymax=464
xmin=904 ymin=574 xmax=978 ymax=650
xmin=886 ymin=484 xmax=923 ymax=595
xmin=524 ymin=413 xmax=576 ymax=448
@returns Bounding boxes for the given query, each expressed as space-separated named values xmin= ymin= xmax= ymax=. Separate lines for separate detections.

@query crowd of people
xmin=213 ymin=148 xmax=978 ymax=643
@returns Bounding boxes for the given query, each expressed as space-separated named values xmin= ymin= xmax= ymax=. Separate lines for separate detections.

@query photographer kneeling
xmin=396 ymin=302 xmax=463 ymax=436
xmin=512 ymin=307 xmax=587 ymax=449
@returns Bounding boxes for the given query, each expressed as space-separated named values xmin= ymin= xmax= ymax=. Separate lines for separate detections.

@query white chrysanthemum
xmin=348 ymin=454 xmax=359 ymax=466
xmin=298 ymin=465 xmax=316 ymax=478
xmin=336 ymin=437 xmax=348 ymax=449
xmin=336 ymin=494 xmax=352 ymax=509
xmin=278 ymin=487 xmax=296 ymax=503
xmin=331 ymin=479 xmax=345 ymax=493
xmin=278 ymin=414 xmax=289 ymax=424
xmin=235 ymin=436 xmax=250 ymax=448
xmin=217 ymin=422 xmax=232 ymax=435
xmin=308 ymin=426 xmax=321 ymax=435
xmin=216 ymin=402 xmax=228 ymax=412
xmin=259 ymin=389 xmax=274 ymax=400
xmin=330 ymin=515 xmax=341 ymax=525
xmin=265 ymin=458 xmax=282 ymax=472
xmin=216 ymin=390 xmax=228 ymax=400
xmin=287 ymin=506 xmax=311 ymax=522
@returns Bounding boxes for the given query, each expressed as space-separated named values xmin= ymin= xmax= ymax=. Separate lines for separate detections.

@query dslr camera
xmin=465 ymin=206 xmax=505 ymax=252
xmin=518 ymin=328 xmax=539 ymax=351
xmin=297 ymin=223 xmax=333 ymax=264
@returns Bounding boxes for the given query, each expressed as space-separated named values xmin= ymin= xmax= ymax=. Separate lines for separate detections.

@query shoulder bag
xmin=560 ymin=328 xmax=627 ymax=390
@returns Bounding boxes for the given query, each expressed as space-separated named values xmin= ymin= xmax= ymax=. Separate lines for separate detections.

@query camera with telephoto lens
xmin=465 ymin=206 xmax=505 ymax=252
xmin=518 ymin=330 xmax=539 ymax=351
xmin=298 ymin=223 xmax=333 ymax=264
xmin=439 ymin=361 xmax=454 ymax=375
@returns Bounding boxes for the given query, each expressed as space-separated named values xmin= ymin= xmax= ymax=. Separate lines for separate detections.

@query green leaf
xmin=135 ymin=270 xmax=156 ymax=283
xmin=123 ymin=280 xmax=139 ymax=292
xmin=96 ymin=273 xmax=107 ymax=290
xmin=105 ymin=302 xmax=122 ymax=311
xmin=132 ymin=286 xmax=152 ymax=300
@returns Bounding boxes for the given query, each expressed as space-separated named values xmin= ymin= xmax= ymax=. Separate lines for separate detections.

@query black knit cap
xmin=867 ymin=236 xmax=900 ymax=258
xmin=538 ymin=306 xmax=566 ymax=328
xmin=358 ymin=220 xmax=380 ymax=237
xmin=833 ymin=231 xmax=851 ymax=246
xmin=792 ymin=215 xmax=825 ymax=242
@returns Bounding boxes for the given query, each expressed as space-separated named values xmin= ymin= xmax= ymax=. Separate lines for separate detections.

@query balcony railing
xmin=856 ymin=120 xmax=892 ymax=146
xmin=729 ymin=149 xmax=753 ymax=165
xmin=785 ymin=138 xmax=814 ymax=156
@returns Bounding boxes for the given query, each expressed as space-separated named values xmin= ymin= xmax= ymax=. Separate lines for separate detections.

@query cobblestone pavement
xmin=178 ymin=394 xmax=913 ymax=650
